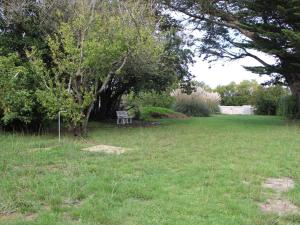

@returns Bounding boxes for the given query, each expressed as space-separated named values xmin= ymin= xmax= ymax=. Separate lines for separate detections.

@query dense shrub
xmin=139 ymin=107 xmax=186 ymax=121
xmin=0 ymin=54 xmax=47 ymax=129
xmin=252 ymin=86 xmax=289 ymax=115
xmin=215 ymin=80 xmax=259 ymax=106
xmin=173 ymin=88 xmax=220 ymax=117
xmin=277 ymin=96 xmax=298 ymax=119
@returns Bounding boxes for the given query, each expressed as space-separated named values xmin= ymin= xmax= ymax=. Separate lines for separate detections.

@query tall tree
xmin=163 ymin=0 xmax=300 ymax=115
xmin=28 ymin=0 xmax=164 ymax=135
xmin=0 ymin=0 xmax=194 ymax=132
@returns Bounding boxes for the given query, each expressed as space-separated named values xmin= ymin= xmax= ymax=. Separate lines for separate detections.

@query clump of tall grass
xmin=172 ymin=88 xmax=220 ymax=117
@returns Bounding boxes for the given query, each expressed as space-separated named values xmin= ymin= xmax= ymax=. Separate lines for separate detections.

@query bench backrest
xmin=116 ymin=111 xmax=129 ymax=118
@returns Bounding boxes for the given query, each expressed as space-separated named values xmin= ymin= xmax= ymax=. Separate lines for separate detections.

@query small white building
xmin=219 ymin=105 xmax=254 ymax=115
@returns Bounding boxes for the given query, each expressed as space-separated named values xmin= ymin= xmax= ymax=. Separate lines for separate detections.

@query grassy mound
xmin=139 ymin=106 xmax=187 ymax=121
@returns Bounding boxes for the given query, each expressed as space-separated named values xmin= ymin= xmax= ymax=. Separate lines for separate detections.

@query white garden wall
xmin=219 ymin=105 xmax=254 ymax=115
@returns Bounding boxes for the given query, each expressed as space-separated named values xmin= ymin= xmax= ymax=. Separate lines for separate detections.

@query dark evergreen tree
xmin=163 ymin=0 xmax=300 ymax=115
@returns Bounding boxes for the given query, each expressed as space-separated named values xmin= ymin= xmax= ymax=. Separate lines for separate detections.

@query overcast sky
xmin=189 ymin=57 xmax=271 ymax=88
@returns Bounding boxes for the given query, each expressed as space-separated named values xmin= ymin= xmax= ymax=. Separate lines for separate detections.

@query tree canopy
xmin=0 ymin=0 xmax=194 ymax=135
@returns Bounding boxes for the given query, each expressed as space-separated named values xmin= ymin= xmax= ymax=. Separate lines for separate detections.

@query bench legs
xmin=117 ymin=118 xmax=132 ymax=125
xmin=117 ymin=118 xmax=125 ymax=125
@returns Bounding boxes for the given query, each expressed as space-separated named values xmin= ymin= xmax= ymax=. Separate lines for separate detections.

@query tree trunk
xmin=82 ymin=102 xmax=94 ymax=136
xmin=73 ymin=124 xmax=83 ymax=137
xmin=289 ymin=80 xmax=300 ymax=117
xmin=72 ymin=103 xmax=94 ymax=137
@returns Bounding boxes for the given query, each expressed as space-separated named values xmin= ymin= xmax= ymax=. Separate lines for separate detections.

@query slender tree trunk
xmin=82 ymin=102 xmax=94 ymax=136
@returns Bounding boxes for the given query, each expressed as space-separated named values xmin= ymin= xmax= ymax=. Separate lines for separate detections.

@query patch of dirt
xmin=81 ymin=145 xmax=126 ymax=155
xmin=0 ymin=211 xmax=19 ymax=221
xmin=43 ymin=164 xmax=61 ymax=171
xmin=0 ymin=211 xmax=37 ymax=222
xmin=263 ymin=177 xmax=295 ymax=192
xmin=259 ymin=199 xmax=299 ymax=215
xmin=25 ymin=213 xmax=38 ymax=221
xmin=242 ymin=180 xmax=250 ymax=185
xmin=259 ymin=177 xmax=298 ymax=216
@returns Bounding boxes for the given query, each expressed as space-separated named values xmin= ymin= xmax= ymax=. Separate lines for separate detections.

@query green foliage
xmin=2 ymin=91 xmax=35 ymax=125
xmin=277 ymin=95 xmax=298 ymax=119
xmin=0 ymin=54 xmax=41 ymax=125
xmin=0 ymin=0 xmax=197 ymax=131
xmin=215 ymin=80 xmax=259 ymax=106
xmin=123 ymin=91 xmax=175 ymax=120
xmin=139 ymin=106 xmax=184 ymax=121
xmin=0 ymin=0 xmax=72 ymax=56
xmin=29 ymin=20 xmax=97 ymax=132
xmin=27 ymin=1 xmax=165 ymax=134
xmin=35 ymin=88 xmax=93 ymax=126
xmin=252 ymin=86 xmax=289 ymax=115
xmin=125 ymin=91 xmax=174 ymax=110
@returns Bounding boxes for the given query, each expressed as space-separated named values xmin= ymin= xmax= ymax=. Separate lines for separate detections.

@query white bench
xmin=116 ymin=111 xmax=133 ymax=125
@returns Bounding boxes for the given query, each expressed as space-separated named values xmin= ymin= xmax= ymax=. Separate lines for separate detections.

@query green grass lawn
xmin=0 ymin=116 xmax=299 ymax=225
